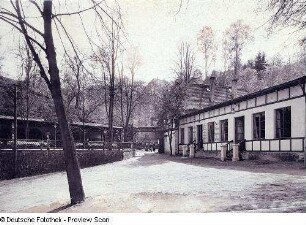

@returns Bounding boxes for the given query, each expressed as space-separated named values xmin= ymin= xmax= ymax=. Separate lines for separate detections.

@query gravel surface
xmin=0 ymin=151 xmax=305 ymax=213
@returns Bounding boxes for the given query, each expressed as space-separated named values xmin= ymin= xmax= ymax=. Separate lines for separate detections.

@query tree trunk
xmin=108 ymin=86 xmax=114 ymax=144
xmin=43 ymin=0 xmax=84 ymax=204
xmin=25 ymin=77 xmax=29 ymax=140
xmin=204 ymin=46 xmax=208 ymax=78
xmin=108 ymin=24 xmax=115 ymax=146
xmin=50 ymin=86 xmax=85 ymax=203
xmin=13 ymin=86 xmax=18 ymax=178
xmin=123 ymin=126 xmax=127 ymax=142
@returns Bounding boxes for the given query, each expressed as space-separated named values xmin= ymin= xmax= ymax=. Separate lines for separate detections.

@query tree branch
xmin=29 ymin=0 xmax=43 ymax=16
xmin=0 ymin=15 xmax=46 ymax=52
xmin=52 ymin=0 xmax=104 ymax=18
xmin=14 ymin=0 xmax=51 ymax=90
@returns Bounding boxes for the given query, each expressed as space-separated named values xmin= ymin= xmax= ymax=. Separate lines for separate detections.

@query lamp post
xmin=13 ymin=85 xmax=18 ymax=178
xmin=54 ymin=124 xmax=57 ymax=149
xmin=103 ymin=129 xmax=107 ymax=151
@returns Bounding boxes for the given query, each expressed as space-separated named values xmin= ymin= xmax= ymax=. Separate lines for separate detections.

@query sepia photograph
xmin=0 ymin=0 xmax=305 ymax=221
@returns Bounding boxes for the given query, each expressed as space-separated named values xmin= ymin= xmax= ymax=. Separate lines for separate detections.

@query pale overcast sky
xmin=0 ymin=0 xmax=304 ymax=82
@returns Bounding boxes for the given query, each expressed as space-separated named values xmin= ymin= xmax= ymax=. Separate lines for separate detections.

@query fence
xmin=0 ymin=139 xmax=134 ymax=151
xmin=0 ymin=139 xmax=136 ymax=180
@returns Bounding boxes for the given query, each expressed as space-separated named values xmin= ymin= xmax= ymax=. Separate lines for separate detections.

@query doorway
xmin=197 ymin=124 xmax=203 ymax=149
xmin=235 ymin=116 xmax=245 ymax=143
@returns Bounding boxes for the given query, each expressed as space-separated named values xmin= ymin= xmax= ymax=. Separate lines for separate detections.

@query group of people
xmin=144 ymin=143 xmax=157 ymax=152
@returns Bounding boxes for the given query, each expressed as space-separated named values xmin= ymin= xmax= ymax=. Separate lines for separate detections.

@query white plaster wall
xmin=278 ymin=89 xmax=289 ymax=100
xmin=164 ymin=131 xmax=177 ymax=154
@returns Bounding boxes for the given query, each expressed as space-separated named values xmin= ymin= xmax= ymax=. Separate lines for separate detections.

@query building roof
xmin=0 ymin=115 xmax=123 ymax=129
xmin=72 ymin=121 xmax=122 ymax=129
xmin=0 ymin=115 xmax=46 ymax=123
xmin=180 ymin=75 xmax=306 ymax=119
xmin=182 ymin=80 xmax=248 ymax=113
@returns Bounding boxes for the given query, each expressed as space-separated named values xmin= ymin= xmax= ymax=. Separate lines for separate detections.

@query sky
xmin=0 ymin=0 xmax=304 ymax=83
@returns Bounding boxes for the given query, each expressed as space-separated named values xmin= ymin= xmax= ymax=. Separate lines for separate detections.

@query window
xmin=180 ymin=128 xmax=185 ymax=144
xmin=188 ymin=127 xmax=194 ymax=144
xmin=275 ymin=107 xmax=291 ymax=138
xmin=208 ymin=122 xmax=215 ymax=143
xmin=220 ymin=119 xmax=228 ymax=142
xmin=253 ymin=112 xmax=265 ymax=139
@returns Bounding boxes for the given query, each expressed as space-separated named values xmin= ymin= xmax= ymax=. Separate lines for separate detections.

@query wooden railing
xmin=244 ymin=137 xmax=305 ymax=152
xmin=225 ymin=140 xmax=233 ymax=159
xmin=202 ymin=141 xmax=228 ymax=151
xmin=179 ymin=137 xmax=304 ymax=154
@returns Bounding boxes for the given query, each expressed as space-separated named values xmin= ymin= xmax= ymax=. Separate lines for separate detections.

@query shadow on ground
xmin=48 ymin=204 xmax=73 ymax=213
xmin=129 ymin=152 xmax=305 ymax=176
xmin=126 ymin=152 xmax=170 ymax=167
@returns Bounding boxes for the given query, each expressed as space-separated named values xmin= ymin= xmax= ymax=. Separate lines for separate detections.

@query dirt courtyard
xmin=0 ymin=151 xmax=305 ymax=213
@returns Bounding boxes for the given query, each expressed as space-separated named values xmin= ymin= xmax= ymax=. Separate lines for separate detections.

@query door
xmin=208 ymin=122 xmax=215 ymax=143
xmin=197 ymin=125 xmax=203 ymax=149
xmin=188 ymin=127 xmax=193 ymax=144
xmin=235 ymin=116 xmax=245 ymax=143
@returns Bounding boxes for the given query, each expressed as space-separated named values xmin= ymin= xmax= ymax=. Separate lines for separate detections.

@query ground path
xmin=0 ymin=151 xmax=305 ymax=213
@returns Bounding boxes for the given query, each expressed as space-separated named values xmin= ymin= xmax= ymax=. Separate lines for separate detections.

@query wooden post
xmin=299 ymin=79 xmax=306 ymax=168
xmin=304 ymin=94 xmax=306 ymax=168
xmin=82 ymin=99 xmax=85 ymax=150
xmin=232 ymin=144 xmax=239 ymax=161
xmin=221 ymin=145 xmax=227 ymax=161
xmin=54 ymin=124 xmax=57 ymax=150
xmin=189 ymin=144 xmax=195 ymax=158
xmin=46 ymin=133 xmax=50 ymax=151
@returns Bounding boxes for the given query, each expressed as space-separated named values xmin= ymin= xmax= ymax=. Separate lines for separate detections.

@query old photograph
xmin=0 ymin=0 xmax=305 ymax=217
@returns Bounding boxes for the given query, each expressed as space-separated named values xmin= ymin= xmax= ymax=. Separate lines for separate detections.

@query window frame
xmin=196 ymin=124 xmax=203 ymax=144
xmin=220 ymin=119 xmax=228 ymax=142
xmin=253 ymin=111 xmax=265 ymax=140
xmin=180 ymin=128 xmax=185 ymax=144
xmin=275 ymin=106 xmax=291 ymax=138
xmin=188 ymin=126 xmax=194 ymax=144
xmin=207 ymin=122 xmax=215 ymax=143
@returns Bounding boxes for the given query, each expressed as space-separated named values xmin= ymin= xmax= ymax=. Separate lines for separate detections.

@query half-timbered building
xmin=164 ymin=76 xmax=306 ymax=161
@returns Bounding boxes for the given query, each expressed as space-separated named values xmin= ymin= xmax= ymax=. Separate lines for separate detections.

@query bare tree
xmin=267 ymin=0 xmax=306 ymax=35
xmin=16 ymin=41 xmax=37 ymax=139
xmin=157 ymin=82 xmax=185 ymax=154
xmin=197 ymin=26 xmax=217 ymax=78
xmin=223 ymin=20 xmax=252 ymax=79
xmin=0 ymin=0 xmax=114 ymax=204
xmin=68 ymin=56 xmax=86 ymax=110
xmin=90 ymin=4 xmax=124 ymax=145
xmin=62 ymin=54 xmax=93 ymax=124
xmin=174 ymin=42 xmax=196 ymax=83
xmin=117 ymin=49 xmax=143 ymax=141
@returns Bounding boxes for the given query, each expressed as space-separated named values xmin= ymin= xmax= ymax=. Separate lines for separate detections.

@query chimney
xmin=210 ymin=71 xmax=217 ymax=103
xmin=232 ymin=77 xmax=238 ymax=99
